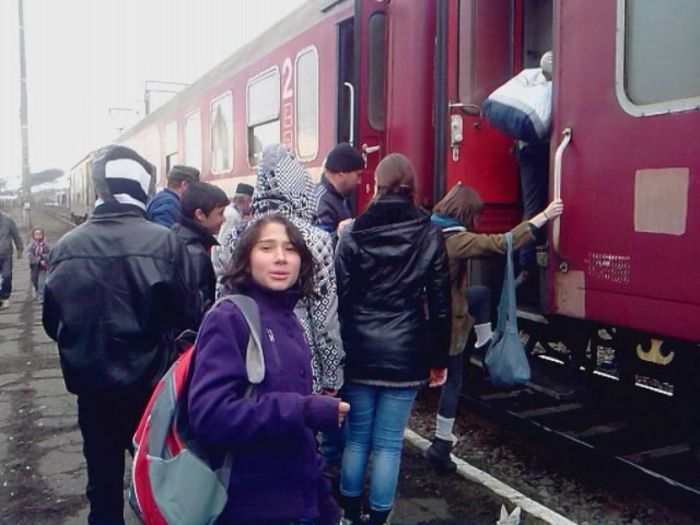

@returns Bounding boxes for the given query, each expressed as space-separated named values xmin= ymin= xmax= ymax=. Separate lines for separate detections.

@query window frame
xmin=615 ymin=0 xmax=700 ymax=117
xmin=183 ymin=109 xmax=202 ymax=171
xmin=209 ymin=90 xmax=234 ymax=175
xmin=294 ymin=45 xmax=320 ymax=161
xmin=367 ymin=11 xmax=387 ymax=131
xmin=246 ymin=66 xmax=282 ymax=167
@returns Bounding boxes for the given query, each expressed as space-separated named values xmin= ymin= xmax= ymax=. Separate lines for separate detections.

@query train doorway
xmin=352 ymin=0 xmax=387 ymax=211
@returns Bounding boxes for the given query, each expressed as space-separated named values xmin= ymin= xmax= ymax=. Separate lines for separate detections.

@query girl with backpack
xmin=188 ymin=214 xmax=350 ymax=525
xmin=424 ymin=183 xmax=563 ymax=472
xmin=334 ymin=154 xmax=451 ymax=525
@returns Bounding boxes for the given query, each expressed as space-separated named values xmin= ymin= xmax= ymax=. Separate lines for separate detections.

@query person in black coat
xmin=315 ymin=143 xmax=364 ymax=243
xmin=172 ymin=181 xmax=229 ymax=324
xmin=335 ymin=153 xmax=451 ymax=525
xmin=42 ymin=145 xmax=199 ymax=525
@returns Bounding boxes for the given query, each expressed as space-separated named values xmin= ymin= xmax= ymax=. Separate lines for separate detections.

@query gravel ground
xmin=409 ymin=388 xmax=700 ymax=525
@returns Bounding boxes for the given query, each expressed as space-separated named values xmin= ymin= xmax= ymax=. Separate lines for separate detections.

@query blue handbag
xmin=484 ymin=232 xmax=532 ymax=387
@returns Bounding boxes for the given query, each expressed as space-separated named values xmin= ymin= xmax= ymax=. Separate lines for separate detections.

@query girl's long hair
xmin=432 ymin=184 xmax=484 ymax=230
xmin=221 ymin=214 xmax=315 ymax=297
xmin=373 ymin=153 xmax=417 ymax=204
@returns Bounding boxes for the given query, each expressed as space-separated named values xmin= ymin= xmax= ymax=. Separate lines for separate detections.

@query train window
xmin=165 ymin=121 xmax=178 ymax=156
xmin=368 ymin=12 xmax=386 ymax=131
xmin=295 ymin=47 xmax=319 ymax=160
xmin=247 ymin=68 xmax=281 ymax=165
xmin=618 ymin=0 xmax=700 ymax=115
xmin=210 ymin=92 xmax=234 ymax=173
xmin=184 ymin=111 xmax=202 ymax=171
xmin=458 ymin=0 xmax=514 ymax=104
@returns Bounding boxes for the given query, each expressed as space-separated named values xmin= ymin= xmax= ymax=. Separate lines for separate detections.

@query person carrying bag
xmin=485 ymin=232 xmax=532 ymax=388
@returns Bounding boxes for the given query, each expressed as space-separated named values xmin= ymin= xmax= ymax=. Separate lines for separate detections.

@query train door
xmin=352 ymin=0 xmax=387 ymax=210
xmin=444 ymin=0 xmax=521 ymax=233
xmin=550 ymin=0 xmax=700 ymax=344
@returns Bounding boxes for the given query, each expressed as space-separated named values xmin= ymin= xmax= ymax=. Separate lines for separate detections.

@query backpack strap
xmin=206 ymin=294 xmax=265 ymax=486
xmin=212 ymin=294 xmax=265 ymax=385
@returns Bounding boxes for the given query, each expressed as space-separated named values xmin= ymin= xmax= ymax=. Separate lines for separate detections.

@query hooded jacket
xmin=335 ymin=195 xmax=451 ymax=383
xmin=218 ymin=144 xmax=345 ymax=392
xmin=42 ymin=145 xmax=199 ymax=396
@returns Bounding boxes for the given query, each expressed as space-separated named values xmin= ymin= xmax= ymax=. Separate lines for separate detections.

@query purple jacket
xmin=188 ymin=281 xmax=341 ymax=524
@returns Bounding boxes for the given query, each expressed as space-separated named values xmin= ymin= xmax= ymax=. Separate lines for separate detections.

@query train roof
xmin=117 ymin=0 xmax=350 ymax=143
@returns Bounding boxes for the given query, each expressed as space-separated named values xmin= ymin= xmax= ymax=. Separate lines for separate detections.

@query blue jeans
xmin=517 ymin=143 xmax=549 ymax=270
xmin=340 ymin=383 xmax=418 ymax=511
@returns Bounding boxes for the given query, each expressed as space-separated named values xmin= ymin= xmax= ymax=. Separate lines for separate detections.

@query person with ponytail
xmin=335 ymin=153 xmax=451 ymax=525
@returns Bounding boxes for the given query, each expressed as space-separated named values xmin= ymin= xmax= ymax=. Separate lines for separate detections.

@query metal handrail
xmin=553 ymin=128 xmax=572 ymax=258
xmin=344 ymin=82 xmax=355 ymax=146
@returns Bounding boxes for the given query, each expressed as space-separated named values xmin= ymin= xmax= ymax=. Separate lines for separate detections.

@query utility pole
xmin=18 ymin=0 xmax=31 ymax=200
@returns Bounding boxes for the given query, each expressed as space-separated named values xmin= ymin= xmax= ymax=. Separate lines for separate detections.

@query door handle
xmin=553 ymin=128 xmax=572 ymax=259
xmin=362 ymin=143 xmax=381 ymax=155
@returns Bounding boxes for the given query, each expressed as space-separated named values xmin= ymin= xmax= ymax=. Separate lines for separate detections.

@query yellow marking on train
xmin=636 ymin=338 xmax=674 ymax=366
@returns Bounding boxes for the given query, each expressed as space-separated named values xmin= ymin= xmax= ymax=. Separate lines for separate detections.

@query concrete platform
xmin=0 ymin=209 xmax=548 ymax=525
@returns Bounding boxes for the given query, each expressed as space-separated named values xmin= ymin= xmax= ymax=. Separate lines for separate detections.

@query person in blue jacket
xmin=188 ymin=214 xmax=350 ymax=525
xmin=145 ymin=165 xmax=199 ymax=228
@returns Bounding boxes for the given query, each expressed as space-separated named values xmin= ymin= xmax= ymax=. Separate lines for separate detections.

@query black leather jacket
xmin=335 ymin=195 xmax=451 ymax=383
xmin=43 ymin=210 xmax=199 ymax=396
xmin=172 ymin=217 xmax=218 ymax=324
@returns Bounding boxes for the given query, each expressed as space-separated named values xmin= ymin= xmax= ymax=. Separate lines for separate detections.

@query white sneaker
xmin=0 ymin=300 xmax=9 ymax=309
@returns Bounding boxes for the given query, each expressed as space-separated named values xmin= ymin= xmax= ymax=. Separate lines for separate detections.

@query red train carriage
xmin=74 ymin=0 xmax=699 ymax=417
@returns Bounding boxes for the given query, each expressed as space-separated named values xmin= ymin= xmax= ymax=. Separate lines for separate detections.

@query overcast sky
xmin=0 ymin=0 xmax=306 ymax=188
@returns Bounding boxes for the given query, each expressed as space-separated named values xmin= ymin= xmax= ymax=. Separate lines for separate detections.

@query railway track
xmin=42 ymin=205 xmax=76 ymax=229
xmin=463 ymin=351 xmax=700 ymax=512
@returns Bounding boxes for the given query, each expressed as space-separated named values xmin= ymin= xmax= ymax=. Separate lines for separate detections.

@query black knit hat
xmin=325 ymin=143 xmax=364 ymax=173
xmin=235 ymin=183 xmax=254 ymax=196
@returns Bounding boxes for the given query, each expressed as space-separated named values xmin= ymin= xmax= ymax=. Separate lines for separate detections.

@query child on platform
xmin=25 ymin=227 xmax=50 ymax=303
xmin=188 ymin=214 xmax=349 ymax=525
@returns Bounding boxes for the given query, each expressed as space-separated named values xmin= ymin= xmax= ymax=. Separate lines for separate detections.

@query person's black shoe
xmin=340 ymin=495 xmax=364 ymax=524
xmin=424 ymin=437 xmax=457 ymax=473
xmin=368 ymin=508 xmax=391 ymax=525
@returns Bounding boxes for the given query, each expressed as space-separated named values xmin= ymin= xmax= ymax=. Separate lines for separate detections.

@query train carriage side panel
xmin=551 ymin=0 xmax=700 ymax=342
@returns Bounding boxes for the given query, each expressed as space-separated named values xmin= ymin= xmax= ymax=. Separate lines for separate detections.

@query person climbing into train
xmin=25 ymin=227 xmax=51 ymax=303
xmin=145 ymin=164 xmax=200 ymax=228
xmin=188 ymin=214 xmax=349 ymax=525
xmin=335 ymin=153 xmax=451 ymax=525
xmin=218 ymin=143 xmax=345 ymax=396
xmin=423 ymin=183 xmax=563 ymax=472
xmin=514 ymin=50 xmax=554 ymax=289
xmin=171 ymin=181 xmax=229 ymax=325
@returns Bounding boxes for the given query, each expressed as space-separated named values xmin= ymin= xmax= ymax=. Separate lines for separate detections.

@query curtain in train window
xmin=184 ymin=111 xmax=202 ymax=171
xmin=624 ymin=0 xmax=700 ymax=105
xmin=295 ymin=48 xmax=319 ymax=160
xmin=247 ymin=69 xmax=281 ymax=166
xmin=211 ymin=92 xmax=233 ymax=173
